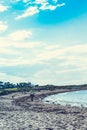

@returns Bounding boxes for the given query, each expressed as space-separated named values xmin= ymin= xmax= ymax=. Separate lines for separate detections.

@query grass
xmin=0 ymin=88 xmax=18 ymax=95
xmin=4 ymin=88 xmax=18 ymax=91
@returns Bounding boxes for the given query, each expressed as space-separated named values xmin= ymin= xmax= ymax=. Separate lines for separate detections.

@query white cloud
xmin=57 ymin=3 xmax=65 ymax=7
xmin=0 ymin=47 xmax=19 ymax=55
xmin=0 ymin=36 xmax=86 ymax=85
xmin=12 ymin=42 xmax=41 ymax=48
xmin=40 ymin=2 xmax=65 ymax=10
xmin=31 ymin=48 xmax=87 ymax=85
xmin=26 ymin=70 xmax=87 ymax=85
xmin=35 ymin=0 xmax=47 ymax=4
xmin=16 ymin=6 xmax=39 ymax=20
xmin=0 ymin=36 xmax=41 ymax=49
xmin=0 ymin=35 xmax=87 ymax=68
xmin=0 ymin=35 xmax=42 ymax=66
xmin=0 ymin=21 xmax=8 ymax=32
xmin=0 ymin=4 xmax=8 ymax=12
xmin=40 ymin=3 xmax=56 ymax=10
xmin=15 ymin=0 xmax=65 ymax=19
xmin=0 ymin=72 xmax=30 ymax=83
xmin=28 ymin=44 xmax=87 ymax=72
xmin=0 ymin=57 xmax=28 ymax=66
xmin=8 ymin=30 xmax=32 ymax=41
xmin=41 ymin=44 xmax=87 ymax=60
xmin=0 ymin=33 xmax=87 ymax=85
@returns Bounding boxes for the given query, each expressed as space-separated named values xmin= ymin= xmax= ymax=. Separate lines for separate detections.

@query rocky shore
xmin=0 ymin=90 xmax=87 ymax=130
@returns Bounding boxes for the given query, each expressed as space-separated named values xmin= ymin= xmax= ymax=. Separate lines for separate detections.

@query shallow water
xmin=44 ymin=90 xmax=87 ymax=107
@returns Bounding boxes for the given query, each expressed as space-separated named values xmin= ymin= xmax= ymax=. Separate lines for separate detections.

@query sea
xmin=44 ymin=90 xmax=87 ymax=107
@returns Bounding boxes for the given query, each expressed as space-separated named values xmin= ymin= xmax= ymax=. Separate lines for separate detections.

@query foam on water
xmin=44 ymin=90 xmax=87 ymax=107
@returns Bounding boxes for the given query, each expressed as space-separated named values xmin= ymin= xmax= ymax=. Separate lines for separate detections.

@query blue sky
xmin=0 ymin=0 xmax=87 ymax=85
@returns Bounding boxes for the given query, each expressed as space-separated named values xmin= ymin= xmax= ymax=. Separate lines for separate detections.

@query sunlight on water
xmin=44 ymin=90 xmax=87 ymax=107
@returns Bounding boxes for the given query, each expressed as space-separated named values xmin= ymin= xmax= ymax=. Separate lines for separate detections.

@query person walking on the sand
xmin=30 ymin=91 xmax=35 ymax=102
xmin=12 ymin=95 xmax=15 ymax=100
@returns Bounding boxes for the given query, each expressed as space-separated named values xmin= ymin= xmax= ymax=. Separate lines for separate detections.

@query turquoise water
xmin=44 ymin=90 xmax=87 ymax=107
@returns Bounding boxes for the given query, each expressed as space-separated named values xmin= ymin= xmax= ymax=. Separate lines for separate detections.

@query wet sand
xmin=0 ymin=90 xmax=87 ymax=130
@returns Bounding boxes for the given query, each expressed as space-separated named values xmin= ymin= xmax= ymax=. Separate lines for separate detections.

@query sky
xmin=0 ymin=0 xmax=87 ymax=85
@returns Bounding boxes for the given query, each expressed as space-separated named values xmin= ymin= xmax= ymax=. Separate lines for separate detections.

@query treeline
xmin=0 ymin=81 xmax=38 ymax=95
xmin=0 ymin=81 xmax=36 ymax=89
xmin=0 ymin=81 xmax=87 ymax=90
xmin=0 ymin=81 xmax=87 ymax=93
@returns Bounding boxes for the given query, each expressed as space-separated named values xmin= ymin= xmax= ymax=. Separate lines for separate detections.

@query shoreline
xmin=0 ymin=89 xmax=87 ymax=130
xmin=13 ymin=89 xmax=87 ymax=112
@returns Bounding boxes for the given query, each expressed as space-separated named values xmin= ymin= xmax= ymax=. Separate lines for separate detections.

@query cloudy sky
xmin=0 ymin=0 xmax=87 ymax=85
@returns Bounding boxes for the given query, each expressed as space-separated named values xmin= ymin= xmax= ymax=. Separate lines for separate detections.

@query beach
xmin=0 ymin=90 xmax=87 ymax=130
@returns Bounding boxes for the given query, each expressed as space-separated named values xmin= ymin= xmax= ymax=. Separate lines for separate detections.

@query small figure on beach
xmin=30 ymin=91 xmax=35 ymax=102
xmin=12 ymin=95 xmax=15 ymax=100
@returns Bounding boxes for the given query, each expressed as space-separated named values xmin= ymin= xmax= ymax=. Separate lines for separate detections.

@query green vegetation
xmin=4 ymin=88 xmax=18 ymax=91
xmin=0 ymin=88 xmax=18 ymax=95
xmin=0 ymin=81 xmax=35 ymax=95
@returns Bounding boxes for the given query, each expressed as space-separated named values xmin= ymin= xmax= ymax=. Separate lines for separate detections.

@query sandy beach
xmin=0 ymin=90 xmax=87 ymax=130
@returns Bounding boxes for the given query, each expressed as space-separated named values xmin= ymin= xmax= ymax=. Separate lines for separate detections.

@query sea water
xmin=44 ymin=90 xmax=87 ymax=107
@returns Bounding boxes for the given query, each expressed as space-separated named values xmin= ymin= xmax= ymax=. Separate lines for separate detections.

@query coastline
xmin=0 ymin=89 xmax=87 ymax=130
xmin=14 ymin=88 xmax=87 ymax=111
